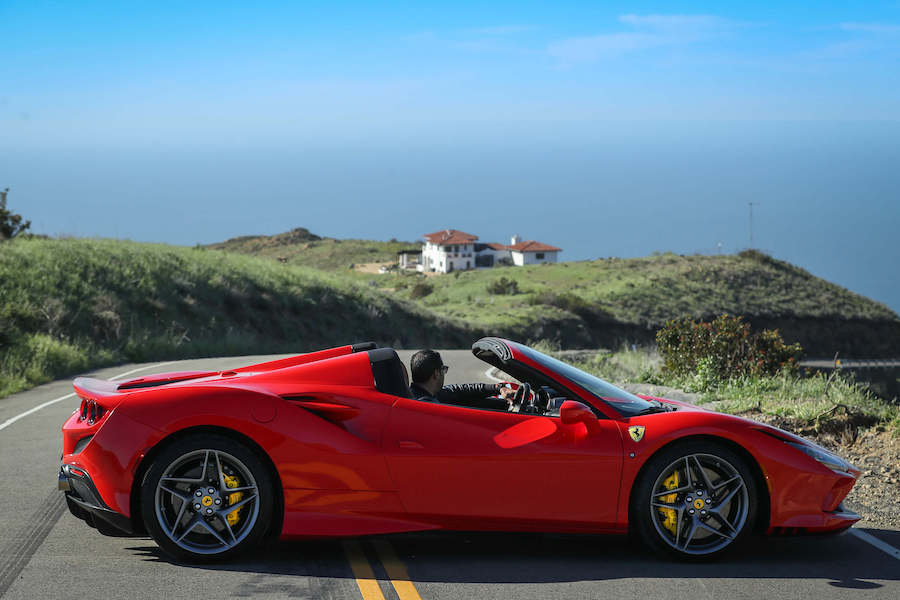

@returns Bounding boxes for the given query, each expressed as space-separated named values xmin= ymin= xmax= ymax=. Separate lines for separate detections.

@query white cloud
xmin=548 ymin=32 xmax=664 ymax=62
xmin=466 ymin=25 xmax=536 ymax=35
xmin=840 ymin=22 xmax=900 ymax=35
xmin=618 ymin=14 xmax=727 ymax=30
xmin=548 ymin=14 xmax=730 ymax=64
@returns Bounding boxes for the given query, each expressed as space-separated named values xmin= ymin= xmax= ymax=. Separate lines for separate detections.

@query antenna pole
xmin=748 ymin=202 xmax=757 ymax=250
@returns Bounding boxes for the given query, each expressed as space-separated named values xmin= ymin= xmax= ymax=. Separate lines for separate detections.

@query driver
xmin=409 ymin=349 xmax=514 ymax=409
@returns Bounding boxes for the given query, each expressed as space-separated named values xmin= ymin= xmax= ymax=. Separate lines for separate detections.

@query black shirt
xmin=409 ymin=382 xmax=509 ymax=410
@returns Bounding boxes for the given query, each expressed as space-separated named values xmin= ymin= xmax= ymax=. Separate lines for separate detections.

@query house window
xmin=454 ymin=245 xmax=459 ymax=252
xmin=536 ymin=253 xmax=545 ymax=259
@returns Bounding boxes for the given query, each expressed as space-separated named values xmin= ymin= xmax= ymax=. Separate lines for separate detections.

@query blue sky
xmin=2 ymin=1 xmax=900 ymax=315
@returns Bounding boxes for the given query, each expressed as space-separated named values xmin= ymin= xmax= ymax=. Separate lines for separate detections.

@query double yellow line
xmin=342 ymin=539 xmax=423 ymax=600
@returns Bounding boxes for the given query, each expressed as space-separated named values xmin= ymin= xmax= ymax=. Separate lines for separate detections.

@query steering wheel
xmin=535 ymin=386 xmax=551 ymax=413
xmin=510 ymin=382 xmax=533 ymax=413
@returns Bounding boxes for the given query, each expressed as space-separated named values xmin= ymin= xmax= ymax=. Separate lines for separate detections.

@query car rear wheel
xmin=632 ymin=441 xmax=757 ymax=560
xmin=140 ymin=434 xmax=273 ymax=562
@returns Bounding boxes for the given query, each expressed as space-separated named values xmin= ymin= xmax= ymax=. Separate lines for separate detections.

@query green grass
xmin=366 ymin=251 xmax=900 ymax=355
xmin=210 ymin=229 xmax=900 ymax=356
xmin=559 ymin=346 xmax=900 ymax=434
xmin=0 ymin=237 xmax=473 ymax=398
xmin=5 ymin=233 xmax=900 ymax=405
xmin=692 ymin=371 xmax=898 ymax=425
xmin=389 ymin=251 xmax=897 ymax=324
xmin=207 ymin=228 xmax=417 ymax=271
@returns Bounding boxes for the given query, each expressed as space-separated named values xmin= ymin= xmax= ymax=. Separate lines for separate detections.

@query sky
xmin=2 ymin=1 xmax=899 ymax=314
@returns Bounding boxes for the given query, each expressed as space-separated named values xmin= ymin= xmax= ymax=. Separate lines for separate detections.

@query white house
xmin=416 ymin=230 xmax=562 ymax=273
xmin=473 ymin=242 xmax=511 ymax=268
xmin=418 ymin=229 xmax=479 ymax=273
xmin=507 ymin=235 xmax=562 ymax=266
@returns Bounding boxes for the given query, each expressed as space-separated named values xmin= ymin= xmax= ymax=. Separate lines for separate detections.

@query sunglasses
xmin=439 ymin=365 xmax=449 ymax=374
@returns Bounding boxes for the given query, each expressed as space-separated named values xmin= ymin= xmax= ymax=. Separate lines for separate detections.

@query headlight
xmin=786 ymin=441 xmax=853 ymax=475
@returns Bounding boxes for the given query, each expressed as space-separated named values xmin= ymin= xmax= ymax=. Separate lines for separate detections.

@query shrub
xmin=486 ymin=276 xmax=519 ymax=295
xmin=409 ymin=282 xmax=433 ymax=299
xmin=656 ymin=314 xmax=802 ymax=379
xmin=529 ymin=291 xmax=586 ymax=312
xmin=0 ymin=188 xmax=31 ymax=240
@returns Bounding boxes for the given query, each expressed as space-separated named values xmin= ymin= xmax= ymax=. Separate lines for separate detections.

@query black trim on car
xmin=58 ymin=465 xmax=136 ymax=537
xmin=472 ymin=337 xmax=513 ymax=362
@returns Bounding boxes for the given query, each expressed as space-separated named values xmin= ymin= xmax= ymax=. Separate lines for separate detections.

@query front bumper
xmin=767 ymin=502 xmax=860 ymax=535
xmin=58 ymin=464 xmax=135 ymax=537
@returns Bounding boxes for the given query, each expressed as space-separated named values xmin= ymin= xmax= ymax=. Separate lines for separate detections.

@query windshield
xmin=513 ymin=343 xmax=655 ymax=417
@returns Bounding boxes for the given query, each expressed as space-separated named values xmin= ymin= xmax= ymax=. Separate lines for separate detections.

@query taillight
xmin=78 ymin=398 xmax=106 ymax=425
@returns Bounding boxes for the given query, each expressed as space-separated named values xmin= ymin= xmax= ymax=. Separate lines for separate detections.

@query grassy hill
xmin=207 ymin=227 xmax=417 ymax=271
xmin=0 ymin=238 xmax=474 ymax=397
xmin=377 ymin=250 xmax=900 ymax=356
xmin=3 ymin=233 xmax=898 ymax=399
xmin=208 ymin=228 xmax=899 ymax=357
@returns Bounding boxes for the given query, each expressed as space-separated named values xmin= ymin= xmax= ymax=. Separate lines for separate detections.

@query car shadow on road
xmin=127 ymin=528 xmax=898 ymax=590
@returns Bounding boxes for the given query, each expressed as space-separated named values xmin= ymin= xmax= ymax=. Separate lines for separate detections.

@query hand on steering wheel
xmin=510 ymin=382 xmax=533 ymax=413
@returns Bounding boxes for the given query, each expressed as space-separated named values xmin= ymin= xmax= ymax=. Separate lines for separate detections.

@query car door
xmin=382 ymin=397 xmax=624 ymax=527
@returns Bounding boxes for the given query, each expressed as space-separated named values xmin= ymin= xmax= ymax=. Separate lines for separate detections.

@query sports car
xmin=58 ymin=337 xmax=860 ymax=561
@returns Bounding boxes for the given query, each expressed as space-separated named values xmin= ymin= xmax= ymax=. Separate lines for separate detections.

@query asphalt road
xmin=1 ymin=350 xmax=898 ymax=600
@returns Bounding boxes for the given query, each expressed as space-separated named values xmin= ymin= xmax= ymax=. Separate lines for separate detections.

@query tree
xmin=0 ymin=188 xmax=31 ymax=240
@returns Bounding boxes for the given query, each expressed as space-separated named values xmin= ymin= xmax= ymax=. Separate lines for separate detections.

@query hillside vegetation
xmin=376 ymin=251 xmax=900 ymax=357
xmin=3 ymin=231 xmax=898 ymax=399
xmin=209 ymin=228 xmax=900 ymax=357
xmin=207 ymin=227 xmax=417 ymax=271
xmin=545 ymin=343 xmax=900 ymax=434
xmin=0 ymin=238 xmax=473 ymax=397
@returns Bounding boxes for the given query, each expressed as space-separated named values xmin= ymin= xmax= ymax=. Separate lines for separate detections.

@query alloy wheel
xmin=153 ymin=449 xmax=260 ymax=555
xmin=649 ymin=453 xmax=750 ymax=556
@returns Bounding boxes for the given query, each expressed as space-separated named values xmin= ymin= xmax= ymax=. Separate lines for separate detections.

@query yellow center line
xmin=372 ymin=539 xmax=424 ymax=600
xmin=342 ymin=540 xmax=386 ymax=600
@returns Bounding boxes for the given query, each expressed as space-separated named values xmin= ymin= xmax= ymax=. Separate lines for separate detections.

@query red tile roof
xmin=484 ymin=242 xmax=508 ymax=251
xmin=423 ymin=229 xmax=479 ymax=244
xmin=507 ymin=240 xmax=562 ymax=252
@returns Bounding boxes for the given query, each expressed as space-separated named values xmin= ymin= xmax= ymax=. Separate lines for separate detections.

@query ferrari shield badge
xmin=628 ymin=425 xmax=645 ymax=442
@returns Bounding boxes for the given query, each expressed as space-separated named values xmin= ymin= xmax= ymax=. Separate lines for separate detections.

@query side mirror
xmin=560 ymin=400 xmax=596 ymax=425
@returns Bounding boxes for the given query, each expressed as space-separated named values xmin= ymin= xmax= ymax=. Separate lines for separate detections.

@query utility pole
xmin=748 ymin=202 xmax=757 ymax=250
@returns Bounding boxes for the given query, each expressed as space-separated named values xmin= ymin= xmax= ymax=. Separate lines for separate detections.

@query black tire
xmin=631 ymin=440 xmax=758 ymax=561
xmin=140 ymin=433 xmax=274 ymax=562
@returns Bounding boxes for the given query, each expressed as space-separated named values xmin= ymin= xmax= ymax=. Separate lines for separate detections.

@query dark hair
xmin=410 ymin=349 xmax=443 ymax=384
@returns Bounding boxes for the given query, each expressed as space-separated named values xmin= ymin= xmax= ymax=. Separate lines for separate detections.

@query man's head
xmin=410 ymin=349 xmax=448 ymax=394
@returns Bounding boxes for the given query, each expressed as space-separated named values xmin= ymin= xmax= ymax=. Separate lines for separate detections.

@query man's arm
xmin=436 ymin=383 xmax=508 ymax=409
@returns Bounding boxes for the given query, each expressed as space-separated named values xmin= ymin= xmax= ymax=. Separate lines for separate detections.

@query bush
xmin=409 ymin=282 xmax=433 ymax=299
xmin=0 ymin=188 xmax=31 ymax=240
xmin=528 ymin=291 xmax=588 ymax=312
xmin=486 ymin=276 xmax=519 ymax=295
xmin=656 ymin=314 xmax=802 ymax=380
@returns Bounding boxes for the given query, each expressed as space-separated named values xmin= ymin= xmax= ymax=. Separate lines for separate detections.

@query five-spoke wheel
xmin=140 ymin=434 xmax=273 ymax=562
xmin=633 ymin=441 xmax=757 ymax=560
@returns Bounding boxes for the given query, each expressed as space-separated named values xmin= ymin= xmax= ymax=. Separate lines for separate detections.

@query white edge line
xmin=849 ymin=528 xmax=900 ymax=561
xmin=0 ymin=361 xmax=177 ymax=432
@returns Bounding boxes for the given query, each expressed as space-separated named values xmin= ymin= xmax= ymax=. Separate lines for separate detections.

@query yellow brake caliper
xmin=657 ymin=470 xmax=680 ymax=535
xmin=224 ymin=474 xmax=244 ymax=527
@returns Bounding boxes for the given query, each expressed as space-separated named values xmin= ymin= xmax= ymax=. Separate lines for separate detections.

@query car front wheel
xmin=632 ymin=441 xmax=757 ymax=560
xmin=140 ymin=434 xmax=273 ymax=562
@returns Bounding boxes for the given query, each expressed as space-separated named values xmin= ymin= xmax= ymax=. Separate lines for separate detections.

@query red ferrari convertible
xmin=58 ymin=338 xmax=860 ymax=561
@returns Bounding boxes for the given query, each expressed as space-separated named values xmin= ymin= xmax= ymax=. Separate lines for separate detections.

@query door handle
xmin=398 ymin=440 xmax=424 ymax=449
